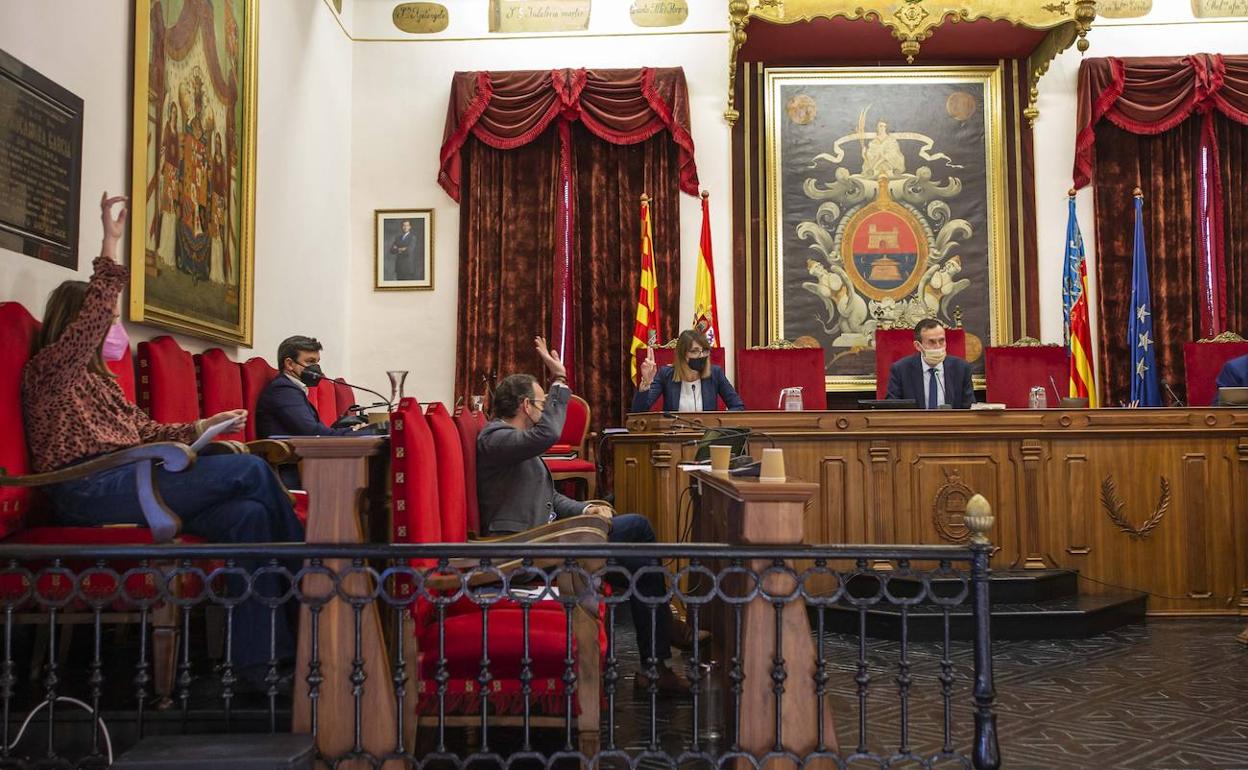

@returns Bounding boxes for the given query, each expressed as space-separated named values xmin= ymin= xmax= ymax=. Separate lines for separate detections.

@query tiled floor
xmin=594 ymin=617 xmax=1248 ymax=770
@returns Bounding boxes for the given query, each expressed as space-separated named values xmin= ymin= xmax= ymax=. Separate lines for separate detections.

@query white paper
xmin=190 ymin=417 xmax=243 ymax=452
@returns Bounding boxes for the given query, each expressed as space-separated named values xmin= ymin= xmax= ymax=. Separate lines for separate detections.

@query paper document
xmin=189 ymin=417 xmax=244 ymax=452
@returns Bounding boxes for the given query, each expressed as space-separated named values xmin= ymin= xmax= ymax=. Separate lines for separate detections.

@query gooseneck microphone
xmin=332 ymin=378 xmax=395 ymax=411
xmin=1048 ymin=374 xmax=1063 ymax=405
xmin=1162 ymin=380 xmax=1185 ymax=407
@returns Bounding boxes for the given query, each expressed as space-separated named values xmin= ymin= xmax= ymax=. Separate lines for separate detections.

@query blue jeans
xmin=608 ymin=513 xmax=673 ymax=664
xmin=47 ymin=454 xmax=305 ymax=670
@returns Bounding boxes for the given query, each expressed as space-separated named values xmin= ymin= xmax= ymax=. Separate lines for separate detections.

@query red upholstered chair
xmin=333 ymin=378 xmax=355 ymax=417
xmin=137 ymin=336 xmax=200 ymax=423
xmin=239 ymin=357 xmax=277 ymax=441
xmin=985 ymin=342 xmax=1069 ymax=408
xmin=631 ymin=345 xmax=728 ymax=411
xmin=874 ymin=327 xmax=967 ymax=399
xmin=307 ymin=378 xmax=340 ymax=426
xmin=452 ymin=407 xmax=484 ymax=536
xmin=1183 ymin=333 xmax=1248 ymax=406
xmin=194 ymin=348 xmax=246 ymax=442
xmin=391 ymin=398 xmax=605 ymax=753
xmin=0 ymin=302 xmax=206 ymax=705
xmin=544 ymin=394 xmax=597 ymax=498
xmin=107 ymin=345 xmax=137 ymax=404
xmin=736 ymin=346 xmax=826 ymax=410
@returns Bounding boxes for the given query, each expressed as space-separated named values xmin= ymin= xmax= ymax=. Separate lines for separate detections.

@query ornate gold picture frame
xmin=128 ymin=0 xmax=258 ymax=346
xmin=764 ymin=65 xmax=1009 ymax=390
xmin=374 ymin=209 xmax=434 ymax=291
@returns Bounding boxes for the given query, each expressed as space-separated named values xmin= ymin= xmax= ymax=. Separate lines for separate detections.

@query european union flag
xmin=1061 ymin=194 xmax=1084 ymax=350
xmin=1129 ymin=192 xmax=1161 ymax=407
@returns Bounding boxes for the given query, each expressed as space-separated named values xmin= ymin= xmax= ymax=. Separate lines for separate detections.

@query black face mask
xmin=298 ymin=363 xmax=324 ymax=387
xmin=688 ymin=357 xmax=708 ymax=373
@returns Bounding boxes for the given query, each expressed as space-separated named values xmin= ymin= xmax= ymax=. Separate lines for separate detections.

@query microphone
xmin=660 ymin=411 xmax=708 ymax=431
xmin=333 ymin=378 xmax=394 ymax=410
xmin=1048 ymin=374 xmax=1063 ymax=405
xmin=1162 ymin=380 xmax=1185 ymax=407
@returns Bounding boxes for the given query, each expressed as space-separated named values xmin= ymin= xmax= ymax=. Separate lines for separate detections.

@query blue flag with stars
xmin=1129 ymin=193 xmax=1160 ymax=407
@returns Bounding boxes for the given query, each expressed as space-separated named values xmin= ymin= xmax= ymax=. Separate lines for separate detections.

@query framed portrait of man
xmin=128 ymin=0 xmax=258 ymax=345
xmin=375 ymin=209 xmax=434 ymax=290
xmin=764 ymin=65 xmax=1010 ymax=390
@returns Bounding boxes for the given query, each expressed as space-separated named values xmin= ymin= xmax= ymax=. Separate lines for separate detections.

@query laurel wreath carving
xmin=1100 ymin=475 xmax=1169 ymax=540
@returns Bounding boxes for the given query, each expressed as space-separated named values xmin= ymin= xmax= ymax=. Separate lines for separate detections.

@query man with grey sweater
xmin=477 ymin=336 xmax=701 ymax=693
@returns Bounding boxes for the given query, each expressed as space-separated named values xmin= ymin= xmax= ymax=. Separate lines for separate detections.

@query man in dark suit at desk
xmin=885 ymin=318 xmax=975 ymax=409
xmin=255 ymin=335 xmax=376 ymax=487
xmin=1214 ymin=353 xmax=1248 ymax=403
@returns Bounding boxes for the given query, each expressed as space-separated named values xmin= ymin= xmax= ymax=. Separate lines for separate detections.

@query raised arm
xmin=631 ymin=347 xmax=664 ymax=412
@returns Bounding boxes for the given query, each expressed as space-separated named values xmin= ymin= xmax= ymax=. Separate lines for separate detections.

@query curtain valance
xmin=438 ymin=67 xmax=699 ymax=201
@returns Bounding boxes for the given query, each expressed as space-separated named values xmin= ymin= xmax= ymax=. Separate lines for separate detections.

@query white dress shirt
xmin=678 ymin=378 xmax=703 ymax=412
xmin=924 ymin=360 xmax=946 ymax=408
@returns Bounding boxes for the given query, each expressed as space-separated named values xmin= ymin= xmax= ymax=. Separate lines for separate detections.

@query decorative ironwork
xmin=1100 ymin=475 xmax=1170 ymax=539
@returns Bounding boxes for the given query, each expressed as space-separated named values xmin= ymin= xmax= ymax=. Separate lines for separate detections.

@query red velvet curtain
xmin=568 ymin=123 xmax=681 ymax=430
xmin=444 ymin=68 xmax=699 ymax=420
xmin=1075 ymin=55 xmax=1248 ymax=403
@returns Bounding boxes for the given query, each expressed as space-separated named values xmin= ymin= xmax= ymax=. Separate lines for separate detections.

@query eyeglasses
xmin=687 ymin=349 xmax=709 ymax=357
xmin=528 ymin=398 xmax=547 ymax=409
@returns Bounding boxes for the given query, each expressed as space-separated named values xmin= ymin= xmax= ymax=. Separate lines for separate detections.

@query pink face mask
xmin=101 ymin=321 xmax=129 ymax=362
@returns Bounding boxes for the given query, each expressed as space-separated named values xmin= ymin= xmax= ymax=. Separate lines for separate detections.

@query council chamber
xmin=2 ymin=2 xmax=1248 ymax=769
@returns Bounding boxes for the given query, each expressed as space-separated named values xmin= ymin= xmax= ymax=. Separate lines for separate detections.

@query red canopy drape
xmin=1074 ymin=55 xmax=1248 ymax=340
xmin=438 ymin=67 xmax=699 ymax=202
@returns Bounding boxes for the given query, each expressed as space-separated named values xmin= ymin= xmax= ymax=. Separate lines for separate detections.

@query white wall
xmin=347 ymin=28 xmax=733 ymax=405
xmin=2 ymin=0 xmax=353 ymax=376
xmin=1032 ymin=15 xmax=1248 ymax=353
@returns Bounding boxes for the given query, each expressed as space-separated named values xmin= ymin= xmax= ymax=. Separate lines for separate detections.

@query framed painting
xmin=374 ymin=209 xmax=434 ymax=290
xmin=128 ymin=0 xmax=258 ymax=345
xmin=765 ymin=65 xmax=1009 ymax=390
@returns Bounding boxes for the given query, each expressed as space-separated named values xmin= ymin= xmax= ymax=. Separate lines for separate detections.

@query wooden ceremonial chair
xmin=984 ymin=340 xmax=1068 ymax=408
xmin=1183 ymin=332 xmax=1248 ymax=406
xmin=874 ymin=327 xmax=967 ymax=399
xmin=0 ymin=303 xmax=210 ymax=707
xmin=735 ymin=345 xmax=826 ymax=410
xmin=393 ymin=398 xmax=606 ymax=755
xmin=544 ymin=394 xmax=597 ymax=499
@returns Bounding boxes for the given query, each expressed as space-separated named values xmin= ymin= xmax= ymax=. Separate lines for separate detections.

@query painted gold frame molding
xmin=726 ymin=0 xmax=1097 ymax=125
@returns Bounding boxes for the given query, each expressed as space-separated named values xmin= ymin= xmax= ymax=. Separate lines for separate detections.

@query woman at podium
xmin=632 ymin=329 xmax=745 ymax=412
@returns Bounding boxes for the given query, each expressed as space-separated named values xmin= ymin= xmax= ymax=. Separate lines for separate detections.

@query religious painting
xmin=765 ymin=66 xmax=1008 ymax=390
xmin=129 ymin=0 xmax=257 ymax=345
xmin=374 ymin=209 xmax=434 ymax=290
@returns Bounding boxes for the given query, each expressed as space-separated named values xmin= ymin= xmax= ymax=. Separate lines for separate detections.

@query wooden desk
xmin=690 ymin=470 xmax=837 ymax=763
xmin=615 ymin=409 xmax=1248 ymax=616
xmin=287 ymin=436 xmax=400 ymax=769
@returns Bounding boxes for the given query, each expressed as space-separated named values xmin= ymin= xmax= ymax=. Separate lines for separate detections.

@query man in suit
xmin=478 ymin=336 xmax=705 ymax=692
xmin=389 ymin=219 xmax=420 ymax=281
xmin=1214 ymin=353 xmax=1248 ymax=404
xmin=885 ymin=318 xmax=976 ymax=409
xmin=255 ymin=335 xmax=376 ymax=487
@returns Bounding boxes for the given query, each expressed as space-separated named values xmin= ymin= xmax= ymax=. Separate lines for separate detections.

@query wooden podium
xmin=690 ymin=470 xmax=837 ymax=765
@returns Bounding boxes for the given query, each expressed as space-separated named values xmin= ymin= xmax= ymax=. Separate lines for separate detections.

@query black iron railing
xmin=0 ymin=542 xmax=998 ymax=769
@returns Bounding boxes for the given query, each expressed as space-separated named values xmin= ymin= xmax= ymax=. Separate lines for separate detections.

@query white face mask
xmin=922 ymin=347 xmax=947 ymax=367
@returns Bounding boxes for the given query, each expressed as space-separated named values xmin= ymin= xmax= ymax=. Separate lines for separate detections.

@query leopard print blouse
xmin=22 ymin=256 xmax=198 ymax=473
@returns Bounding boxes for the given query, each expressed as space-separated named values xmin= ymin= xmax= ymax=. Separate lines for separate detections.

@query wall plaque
xmin=1192 ymin=0 xmax=1248 ymax=17
xmin=489 ymin=0 xmax=591 ymax=33
xmin=393 ymin=2 xmax=450 ymax=33
xmin=629 ymin=0 xmax=687 ymax=27
xmin=0 ymin=49 xmax=83 ymax=270
xmin=1097 ymin=0 xmax=1153 ymax=18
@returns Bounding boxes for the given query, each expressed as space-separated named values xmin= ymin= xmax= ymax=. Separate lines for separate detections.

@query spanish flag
xmin=630 ymin=194 xmax=661 ymax=381
xmin=1064 ymin=192 xmax=1098 ymax=406
xmin=692 ymin=191 xmax=721 ymax=347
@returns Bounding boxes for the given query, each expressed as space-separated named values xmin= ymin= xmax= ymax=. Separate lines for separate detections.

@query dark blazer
xmin=1215 ymin=354 xmax=1248 ymax=404
xmin=885 ymin=353 xmax=975 ymax=409
xmin=255 ymin=375 xmax=357 ymax=439
xmin=477 ymin=384 xmax=585 ymax=535
xmin=631 ymin=364 xmax=746 ymax=413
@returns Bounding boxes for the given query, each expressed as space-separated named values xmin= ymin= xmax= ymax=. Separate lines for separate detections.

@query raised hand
xmin=533 ymin=335 xmax=567 ymax=380
xmin=100 ymin=192 xmax=128 ymax=242
xmin=639 ymin=346 xmax=657 ymax=389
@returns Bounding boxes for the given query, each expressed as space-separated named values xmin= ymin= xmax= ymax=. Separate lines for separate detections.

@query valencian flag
xmin=630 ymin=194 xmax=661 ymax=381
xmin=1128 ymin=189 xmax=1161 ymax=407
xmin=692 ymin=191 xmax=721 ymax=347
xmin=1064 ymin=192 xmax=1098 ymax=406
